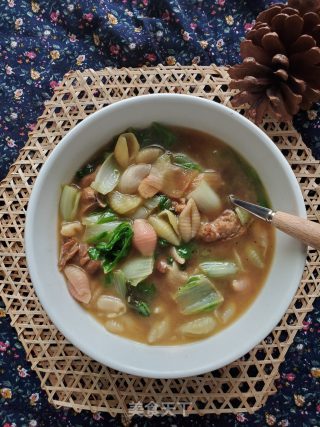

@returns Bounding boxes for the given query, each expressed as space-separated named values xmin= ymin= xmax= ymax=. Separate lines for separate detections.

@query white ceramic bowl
xmin=25 ymin=94 xmax=306 ymax=378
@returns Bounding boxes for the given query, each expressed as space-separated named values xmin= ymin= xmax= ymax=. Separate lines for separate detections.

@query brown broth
xmin=60 ymin=126 xmax=275 ymax=345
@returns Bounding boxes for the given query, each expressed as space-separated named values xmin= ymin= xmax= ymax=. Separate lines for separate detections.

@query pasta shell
xmin=64 ymin=264 xmax=91 ymax=304
xmin=138 ymin=167 xmax=163 ymax=198
xmin=178 ymin=198 xmax=200 ymax=242
xmin=148 ymin=215 xmax=180 ymax=246
xmin=148 ymin=319 xmax=170 ymax=344
xmin=114 ymin=133 xmax=140 ymax=168
xmin=108 ymin=191 xmax=142 ymax=214
xmin=118 ymin=164 xmax=151 ymax=194
xmin=158 ymin=210 xmax=179 ymax=234
xmin=135 ymin=147 xmax=164 ymax=164
xmin=60 ymin=221 xmax=83 ymax=237
xmin=97 ymin=295 xmax=126 ymax=318
xmin=166 ymin=261 xmax=188 ymax=289
xmin=216 ymin=302 xmax=236 ymax=324
xmin=179 ymin=317 xmax=216 ymax=336
xmin=169 ymin=247 xmax=185 ymax=265
xmin=105 ymin=319 xmax=125 ymax=334
xmin=133 ymin=219 xmax=157 ymax=256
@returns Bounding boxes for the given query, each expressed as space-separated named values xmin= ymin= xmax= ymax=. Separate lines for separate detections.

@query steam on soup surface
xmin=58 ymin=124 xmax=274 ymax=345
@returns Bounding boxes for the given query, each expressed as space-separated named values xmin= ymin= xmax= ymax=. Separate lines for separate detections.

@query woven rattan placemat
xmin=1 ymin=65 xmax=319 ymax=422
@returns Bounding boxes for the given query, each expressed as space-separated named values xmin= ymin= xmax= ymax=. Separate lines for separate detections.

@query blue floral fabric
xmin=0 ymin=1 xmax=319 ymax=426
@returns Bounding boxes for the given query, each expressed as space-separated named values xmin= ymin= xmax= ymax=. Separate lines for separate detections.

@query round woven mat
xmin=0 ymin=65 xmax=319 ymax=422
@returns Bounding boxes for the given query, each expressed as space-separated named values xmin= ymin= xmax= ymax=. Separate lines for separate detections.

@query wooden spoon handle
xmin=272 ymin=211 xmax=320 ymax=250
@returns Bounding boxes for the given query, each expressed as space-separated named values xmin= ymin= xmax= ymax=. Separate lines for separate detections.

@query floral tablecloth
xmin=0 ymin=1 xmax=319 ymax=426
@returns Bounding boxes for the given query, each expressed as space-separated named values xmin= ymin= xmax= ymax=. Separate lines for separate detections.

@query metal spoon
xmin=229 ymin=195 xmax=320 ymax=250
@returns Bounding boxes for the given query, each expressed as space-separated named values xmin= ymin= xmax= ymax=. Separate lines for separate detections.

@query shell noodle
xmin=148 ymin=215 xmax=180 ymax=246
xmin=118 ymin=163 xmax=151 ymax=194
xmin=64 ymin=264 xmax=91 ymax=304
xmin=138 ymin=167 xmax=163 ymax=198
xmin=96 ymin=295 xmax=126 ymax=318
xmin=166 ymin=261 xmax=188 ymax=289
xmin=178 ymin=198 xmax=200 ymax=242
xmin=135 ymin=147 xmax=163 ymax=164
xmin=114 ymin=133 xmax=140 ymax=168
xmin=148 ymin=319 xmax=170 ymax=344
xmin=133 ymin=219 xmax=157 ymax=256
xmin=60 ymin=221 xmax=83 ymax=237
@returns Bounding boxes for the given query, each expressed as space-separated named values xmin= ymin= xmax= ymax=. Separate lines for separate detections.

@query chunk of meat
xmin=198 ymin=209 xmax=245 ymax=242
xmin=79 ymin=170 xmax=97 ymax=188
xmin=79 ymin=243 xmax=101 ymax=274
xmin=59 ymin=238 xmax=79 ymax=270
xmin=79 ymin=187 xmax=98 ymax=215
xmin=156 ymin=257 xmax=169 ymax=274
xmin=172 ymin=198 xmax=187 ymax=214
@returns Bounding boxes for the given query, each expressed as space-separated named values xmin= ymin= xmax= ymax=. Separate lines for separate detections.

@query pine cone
xmin=229 ymin=1 xmax=320 ymax=123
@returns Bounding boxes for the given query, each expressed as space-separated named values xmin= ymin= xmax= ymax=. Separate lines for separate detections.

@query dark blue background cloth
xmin=0 ymin=1 xmax=319 ymax=426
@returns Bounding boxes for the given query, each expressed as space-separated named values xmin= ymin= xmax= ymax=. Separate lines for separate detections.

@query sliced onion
xmin=108 ymin=191 xmax=142 ymax=215
xmin=187 ymin=180 xmax=221 ymax=215
xmin=91 ymin=154 xmax=120 ymax=195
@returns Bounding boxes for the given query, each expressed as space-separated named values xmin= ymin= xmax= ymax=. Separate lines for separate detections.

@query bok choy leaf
xmin=83 ymin=221 xmax=123 ymax=243
xmin=173 ymin=153 xmax=203 ymax=172
xmin=121 ymin=257 xmax=154 ymax=286
xmin=91 ymin=154 xmax=120 ymax=195
xmin=174 ymin=274 xmax=224 ymax=315
xmin=127 ymin=122 xmax=176 ymax=149
xmin=127 ymin=281 xmax=156 ymax=317
xmin=200 ymin=261 xmax=238 ymax=278
xmin=235 ymin=207 xmax=251 ymax=225
xmin=176 ymin=242 xmax=195 ymax=261
xmin=88 ymin=222 xmax=133 ymax=274
xmin=76 ymin=163 xmax=95 ymax=179
xmin=113 ymin=270 xmax=127 ymax=301
xmin=59 ymin=185 xmax=81 ymax=221
xmin=82 ymin=209 xmax=118 ymax=226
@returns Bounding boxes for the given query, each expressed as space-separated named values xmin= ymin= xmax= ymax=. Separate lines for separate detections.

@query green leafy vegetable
xmin=59 ymin=185 xmax=81 ymax=221
xmin=158 ymin=195 xmax=172 ymax=211
xmin=126 ymin=282 xmax=156 ymax=317
xmin=76 ymin=163 xmax=95 ymax=179
xmin=176 ymin=242 xmax=195 ymax=261
xmin=174 ymin=274 xmax=224 ymax=315
xmin=173 ymin=154 xmax=203 ymax=171
xmin=88 ymin=222 xmax=133 ymax=274
xmin=82 ymin=210 xmax=118 ymax=226
xmin=200 ymin=261 xmax=238 ymax=278
xmin=166 ymin=256 xmax=174 ymax=265
xmin=158 ymin=238 xmax=169 ymax=248
xmin=235 ymin=207 xmax=251 ymax=226
xmin=83 ymin=221 xmax=123 ymax=243
xmin=97 ymin=210 xmax=118 ymax=224
xmin=128 ymin=300 xmax=151 ymax=317
xmin=128 ymin=122 xmax=176 ymax=149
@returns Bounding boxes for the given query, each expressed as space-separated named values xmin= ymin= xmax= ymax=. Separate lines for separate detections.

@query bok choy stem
xmin=59 ymin=185 xmax=81 ymax=221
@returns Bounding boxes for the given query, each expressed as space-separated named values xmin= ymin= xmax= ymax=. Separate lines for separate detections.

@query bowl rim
xmin=25 ymin=94 xmax=307 ymax=378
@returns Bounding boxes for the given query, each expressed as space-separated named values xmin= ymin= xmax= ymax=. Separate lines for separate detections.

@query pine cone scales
xmin=229 ymin=0 xmax=320 ymax=123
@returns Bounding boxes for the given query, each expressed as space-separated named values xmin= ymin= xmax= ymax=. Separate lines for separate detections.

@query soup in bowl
xmin=25 ymin=95 xmax=306 ymax=377
xmin=58 ymin=125 xmax=275 ymax=345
